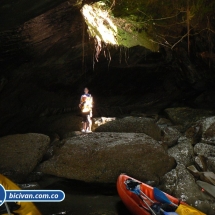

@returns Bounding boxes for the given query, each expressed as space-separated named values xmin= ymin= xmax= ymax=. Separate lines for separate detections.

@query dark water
xmin=32 ymin=175 xmax=132 ymax=215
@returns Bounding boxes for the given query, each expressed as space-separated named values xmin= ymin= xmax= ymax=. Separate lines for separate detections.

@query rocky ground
xmin=1 ymin=0 xmax=215 ymax=214
xmin=1 ymin=106 xmax=215 ymax=214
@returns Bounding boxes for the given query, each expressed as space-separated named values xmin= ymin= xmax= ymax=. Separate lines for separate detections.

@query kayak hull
xmin=117 ymin=174 xmax=182 ymax=215
xmin=0 ymin=174 xmax=41 ymax=215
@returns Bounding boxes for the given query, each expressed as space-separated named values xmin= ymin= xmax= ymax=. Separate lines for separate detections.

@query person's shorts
xmin=82 ymin=111 xmax=92 ymax=122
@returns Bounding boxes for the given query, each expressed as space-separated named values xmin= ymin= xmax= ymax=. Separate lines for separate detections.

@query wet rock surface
xmin=1 ymin=110 xmax=215 ymax=214
xmin=34 ymin=175 xmax=131 ymax=215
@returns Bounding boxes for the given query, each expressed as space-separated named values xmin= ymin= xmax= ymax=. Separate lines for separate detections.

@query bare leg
xmin=82 ymin=122 xmax=87 ymax=131
xmin=86 ymin=115 xmax=92 ymax=132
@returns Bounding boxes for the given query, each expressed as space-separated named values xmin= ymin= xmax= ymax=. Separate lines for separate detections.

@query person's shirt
xmin=80 ymin=94 xmax=93 ymax=113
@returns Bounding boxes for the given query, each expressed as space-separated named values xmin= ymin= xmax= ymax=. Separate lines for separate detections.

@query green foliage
xmin=106 ymin=0 xmax=215 ymax=48
xmin=81 ymin=0 xmax=215 ymax=52
xmin=81 ymin=1 xmax=159 ymax=51
xmin=110 ymin=0 xmax=214 ymax=26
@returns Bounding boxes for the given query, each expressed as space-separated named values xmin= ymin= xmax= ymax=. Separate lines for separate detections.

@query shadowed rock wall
xmin=0 ymin=0 xmax=215 ymax=137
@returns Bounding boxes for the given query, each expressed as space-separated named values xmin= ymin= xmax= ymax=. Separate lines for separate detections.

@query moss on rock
xmin=81 ymin=2 xmax=159 ymax=51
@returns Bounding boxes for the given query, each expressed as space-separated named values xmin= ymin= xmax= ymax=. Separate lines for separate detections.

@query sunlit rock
xmin=95 ymin=116 xmax=161 ymax=141
xmin=92 ymin=117 xmax=116 ymax=131
xmin=80 ymin=2 xmax=159 ymax=52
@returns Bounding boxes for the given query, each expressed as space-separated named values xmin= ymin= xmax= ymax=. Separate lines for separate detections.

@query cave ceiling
xmin=0 ymin=0 xmax=215 ymax=137
xmin=0 ymin=0 xmax=70 ymax=31
xmin=0 ymin=0 xmax=215 ymax=98
xmin=1 ymin=0 xmax=214 ymax=65
xmin=0 ymin=0 xmax=214 ymax=94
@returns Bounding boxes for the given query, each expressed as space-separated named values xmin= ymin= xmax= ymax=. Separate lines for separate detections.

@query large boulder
xmin=168 ymin=136 xmax=194 ymax=166
xmin=160 ymin=126 xmax=181 ymax=148
xmin=0 ymin=133 xmax=50 ymax=182
xmin=185 ymin=116 xmax=215 ymax=145
xmin=161 ymin=164 xmax=215 ymax=215
xmin=185 ymin=124 xmax=202 ymax=145
xmin=194 ymin=143 xmax=215 ymax=172
xmin=38 ymin=132 xmax=175 ymax=183
xmin=199 ymin=116 xmax=215 ymax=144
xmin=95 ymin=116 xmax=161 ymax=141
xmin=164 ymin=107 xmax=215 ymax=131
xmin=207 ymin=157 xmax=215 ymax=173
xmin=194 ymin=143 xmax=215 ymax=157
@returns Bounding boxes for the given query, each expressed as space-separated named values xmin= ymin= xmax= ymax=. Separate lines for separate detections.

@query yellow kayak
xmin=0 ymin=174 xmax=41 ymax=215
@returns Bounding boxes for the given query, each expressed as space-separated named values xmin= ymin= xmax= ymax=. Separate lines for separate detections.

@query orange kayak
xmin=117 ymin=174 xmax=184 ymax=215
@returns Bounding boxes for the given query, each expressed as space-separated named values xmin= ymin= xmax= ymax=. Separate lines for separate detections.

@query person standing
xmin=79 ymin=87 xmax=93 ymax=133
